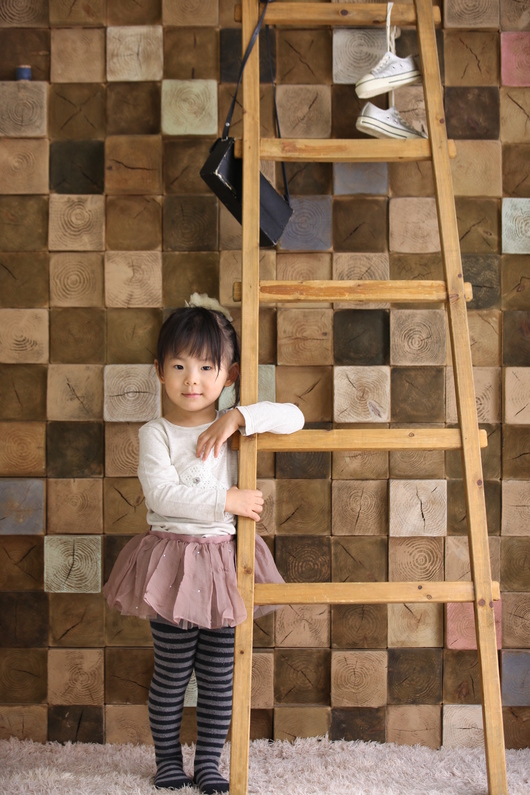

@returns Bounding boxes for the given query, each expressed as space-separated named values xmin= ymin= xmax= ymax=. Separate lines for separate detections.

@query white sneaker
xmin=356 ymin=103 xmax=428 ymax=140
xmin=355 ymin=51 xmax=421 ymax=99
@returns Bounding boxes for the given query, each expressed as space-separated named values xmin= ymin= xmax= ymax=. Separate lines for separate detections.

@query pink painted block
xmin=446 ymin=600 xmax=502 ymax=650
xmin=501 ymin=33 xmax=530 ymax=86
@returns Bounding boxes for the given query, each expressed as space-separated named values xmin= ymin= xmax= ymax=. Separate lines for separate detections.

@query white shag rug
xmin=1 ymin=737 xmax=529 ymax=795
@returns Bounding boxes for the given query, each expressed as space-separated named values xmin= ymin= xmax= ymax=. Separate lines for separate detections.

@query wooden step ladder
xmin=230 ymin=2 xmax=508 ymax=794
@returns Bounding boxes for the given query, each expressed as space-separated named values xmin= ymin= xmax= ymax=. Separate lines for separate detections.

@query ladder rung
xmin=233 ymin=428 xmax=488 ymax=452
xmin=254 ymin=581 xmax=501 ymax=605
xmin=234 ymin=138 xmax=457 ymax=162
xmin=235 ymin=3 xmax=442 ymax=28
xmin=233 ymin=280 xmax=473 ymax=303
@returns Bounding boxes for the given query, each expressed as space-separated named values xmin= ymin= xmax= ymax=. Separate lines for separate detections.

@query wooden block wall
xmin=0 ymin=0 xmax=528 ymax=750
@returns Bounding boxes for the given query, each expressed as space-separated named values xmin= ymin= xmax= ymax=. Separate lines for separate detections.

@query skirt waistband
xmin=149 ymin=530 xmax=234 ymax=545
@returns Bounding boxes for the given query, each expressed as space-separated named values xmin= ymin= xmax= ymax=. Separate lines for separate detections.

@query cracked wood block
xmin=443 ymin=704 xmax=484 ymax=747
xmin=47 ymin=364 xmax=103 ymax=421
xmin=274 ymin=648 xmax=330 ymax=705
xmin=331 ymin=604 xmax=387 ymax=649
xmin=444 ymin=0 xmax=499 ymax=28
xmin=219 ymin=204 xmax=242 ymax=250
xmin=49 ymin=195 xmax=105 ymax=252
xmin=332 ymin=28 xmax=386 ymax=84
xmin=50 ymin=253 xmax=103 ymax=307
xmin=502 ymin=651 xmax=530 ymax=704
xmin=47 ymin=479 xmax=103 ymax=535
xmin=502 ymin=480 xmax=530 ymax=535
xmin=107 ymin=26 xmax=163 ymax=81
xmin=447 ymin=478 xmax=501 ymax=536
xmin=0 ymin=309 xmax=48 ymax=364
xmin=275 ymin=536 xmax=330 ymax=583
xmin=503 ymin=198 xmax=530 ymax=253
xmin=389 ymin=254 xmax=444 ymax=305
xmin=273 ymin=706 xmax=330 ymax=741
xmin=505 ymin=367 xmax=530 ymax=423
xmin=463 ymin=254 xmax=501 ymax=310
xmin=389 ymin=479 xmax=447 ymax=537
xmin=334 ymin=366 xmax=390 ymax=423
xmin=50 ymin=0 xmax=105 ymax=25
xmin=389 ymin=160 xmax=433 ymax=198
xmin=49 ymin=83 xmax=105 ymax=140
xmin=0 ymin=139 xmax=48 ymax=194
xmin=277 ymin=308 xmax=333 ymax=366
xmin=48 ymin=706 xmax=103 ymax=744
xmin=446 ymin=366 xmax=501 ymax=424
xmin=331 ymin=650 xmax=387 ymax=708
xmin=47 ymin=421 xmax=104 ymax=478
xmin=502 ymin=593 xmax=530 ymax=647
xmin=50 ymin=308 xmax=106 ymax=364
xmin=105 ymin=604 xmax=153 ymax=647
xmin=107 ymin=308 xmax=161 ymax=364
xmin=107 ymin=0 xmax=161 ymax=24
xmin=220 ymin=28 xmax=276 ymax=84
xmin=0 ymin=592 xmax=48 ymax=646
xmin=502 ymin=537 xmax=530 ymax=590
xmin=104 ymin=477 xmax=147 ymax=535
xmin=163 ymin=0 xmax=218 ymax=25
xmin=333 ymin=197 xmax=387 ymax=254
xmin=255 ymin=478 xmax=275 ymax=538
xmin=251 ymin=652 xmax=273 ymax=710
xmin=390 ymin=309 xmax=445 ymax=366
xmin=107 ymin=82 xmax=160 ymax=136
xmin=166 ymin=27 xmax=217 ymax=79
xmin=105 ymin=704 xmax=152 ymax=744
xmin=445 ymin=536 xmax=500 ymax=582
xmin=388 ymin=603 xmax=443 ymax=647
xmin=105 ymin=252 xmax=162 ymax=308
xmin=466 ymin=309 xmax=501 ymax=366
xmin=501 ymin=87 xmax=530 ymax=142
xmin=107 ymin=196 xmax=162 ymax=251
xmin=48 ymin=649 xmax=104 ymax=705
xmin=392 ymin=366 xmax=445 ymax=423
xmin=253 ymin=613 xmax=274 ymax=649
xmin=276 ymin=253 xmax=332 ymax=308
xmin=446 ymin=601 xmax=502 ymax=650
xmin=0 ymin=28 xmax=49 ymax=81
xmin=505 ymin=311 xmax=530 ymax=367
xmin=334 ymin=310 xmax=389 ymax=366
xmin=50 ymin=140 xmax=104 ymax=194
xmin=389 ymin=537 xmax=444 ymax=582
xmin=0 ymin=252 xmax=48 ymax=308
xmin=333 ymin=252 xmax=390 ymax=309
xmin=219 ymin=250 xmax=274 ymax=308
xmin=276 ymin=85 xmax=331 ymax=138
xmin=105 ymin=422 xmax=142 ymax=477
xmin=275 ymin=605 xmax=330 ymax=648
xmin=332 ymin=537 xmax=387 ymax=584
xmin=0 ymin=422 xmax=45 ymax=477
xmin=105 ymin=648 xmax=153 ymax=704
xmin=51 ymin=29 xmax=105 ymax=83
xmin=0 ymin=479 xmax=45 ymax=535
xmin=276 ymin=480 xmax=331 ymax=536
xmin=0 ymin=364 xmax=46 ymax=422
xmin=0 ymin=536 xmax=43 ymax=590
xmin=387 ymin=705 xmax=441 ymax=748
xmin=0 ymin=705 xmax=47 ymax=741
xmin=331 ymin=480 xmax=388 ymax=536
xmin=161 ymin=79 xmax=217 ymax=135
xmin=394 ymin=85 xmax=427 ymax=138
xmin=443 ymin=650 xmax=481 ymax=704
xmin=451 ymin=140 xmax=502 ymax=197
xmin=163 ymin=195 xmax=218 ymax=251
xmin=446 ymin=87 xmax=500 ymax=139
xmin=504 ymin=706 xmax=530 ymax=749
xmin=278 ymin=28 xmax=331 ymax=84
xmin=104 ymin=364 xmax=160 ymax=422
xmin=390 ymin=424 xmax=445 ymax=479
xmin=502 ymin=32 xmax=530 ymax=85
xmin=283 ymin=160 xmax=332 ymax=196
xmin=278 ymin=196 xmax=332 ymax=252
xmin=332 ymin=443 xmax=388 ymax=480
xmin=49 ymin=593 xmax=105 ymax=647
xmin=218 ymin=83 xmax=274 ymax=141
xmin=330 ymin=706 xmax=385 ymax=742
xmin=276 ymin=366 xmax=332 ymax=423
xmin=503 ymin=144 xmax=530 ymax=198
xmin=44 ymin=535 xmax=101 ymax=594
xmin=0 ymin=81 xmax=47 ymax=137
xmin=163 ymin=251 xmax=220 ymax=313
xmin=0 ymin=195 xmax=48 ymax=251
xmin=501 ymin=0 xmax=530 ymax=30
xmin=444 ymin=31 xmax=499 ymax=86
xmin=105 ymin=136 xmax=162 ymax=195
xmin=0 ymin=649 xmax=47 ymax=704
xmin=389 ymin=197 xmax=440 ymax=253
xmin=164 ymin=138 xmax=215 ymax=194
xmin=388 ymin=648 xmax=442 ymax=703
xmin=334 ymin=162 xmax=388 ymax=196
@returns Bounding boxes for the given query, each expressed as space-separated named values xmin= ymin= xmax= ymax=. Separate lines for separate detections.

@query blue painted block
xmin=0 ymin=479 xmax=45 ymax=535
xmin=502 ymin=651 xmax=530 ymax=706
xmin=333 ymin=163 xmax=388 ymax=196
xmin=280 ymin=197 xmax=332 ymax=252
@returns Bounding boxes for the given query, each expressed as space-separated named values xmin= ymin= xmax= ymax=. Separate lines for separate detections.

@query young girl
xmin=104 ymin=296 xmax=304 ymax=794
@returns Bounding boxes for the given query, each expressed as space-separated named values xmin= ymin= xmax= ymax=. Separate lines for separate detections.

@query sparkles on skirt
xmin=103 ymin=530 xmax=284 ymax=630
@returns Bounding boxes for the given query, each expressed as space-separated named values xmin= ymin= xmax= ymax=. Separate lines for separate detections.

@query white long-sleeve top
xmin=137 ymin=402 xmax=304 ymax=537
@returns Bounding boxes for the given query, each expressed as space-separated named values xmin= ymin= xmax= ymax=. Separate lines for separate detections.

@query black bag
xmin=200 ymin=1 xmax=292 ymax=247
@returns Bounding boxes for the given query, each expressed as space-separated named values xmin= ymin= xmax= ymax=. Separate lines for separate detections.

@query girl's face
xmin=157 ymin=351 xmax=239 ymax=426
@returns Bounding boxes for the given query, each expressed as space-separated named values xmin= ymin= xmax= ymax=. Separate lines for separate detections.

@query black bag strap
xmin=222 ymin=0 xmax=291 ymax=207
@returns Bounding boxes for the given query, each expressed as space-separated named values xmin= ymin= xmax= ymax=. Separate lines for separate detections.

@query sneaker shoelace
xmin=371 ymin=52 xmax=393 ymax=76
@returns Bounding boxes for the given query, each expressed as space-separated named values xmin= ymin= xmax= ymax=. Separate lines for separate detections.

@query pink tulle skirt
xmin=103 ymin=530 xmax=284 ymax=629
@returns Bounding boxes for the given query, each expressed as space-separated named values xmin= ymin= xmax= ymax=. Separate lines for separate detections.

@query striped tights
xmin=149 ymin=620 xmax=235 ymax=794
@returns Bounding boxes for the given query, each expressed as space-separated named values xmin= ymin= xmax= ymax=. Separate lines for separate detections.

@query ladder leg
xmin=414 ymin=1 xmax=507 ymax=792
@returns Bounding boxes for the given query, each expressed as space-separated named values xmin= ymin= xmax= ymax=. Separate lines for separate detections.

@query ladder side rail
xmin=414 ymin=1 xmax=507 ymax=793
xmin=230 ymin=0 xmax=261 ymax=792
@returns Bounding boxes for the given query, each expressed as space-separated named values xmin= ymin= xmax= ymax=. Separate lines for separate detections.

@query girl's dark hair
xmin=156 ymin=306 xmax=241 ymax=405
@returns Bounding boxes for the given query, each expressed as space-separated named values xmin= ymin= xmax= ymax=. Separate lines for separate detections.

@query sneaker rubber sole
xmin=355 ymin=115 xmax=423 ymax=140
xmin=355 ymin=70 xmax=421 ymax=99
